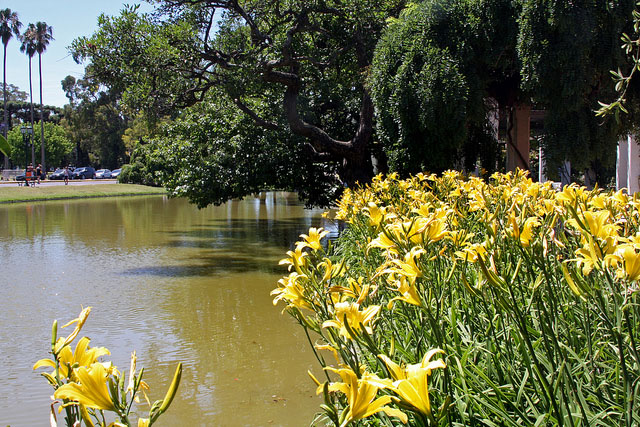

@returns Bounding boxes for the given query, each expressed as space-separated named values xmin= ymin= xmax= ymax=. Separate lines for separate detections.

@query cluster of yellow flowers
xmin=34 ymin=307 xmax=181 ymax=427
xmin=272 ymin=170 xmax=640 ymax=425
xmin=272 ymin=226 xmax=447 ymax=425
xmin=337 ymin=170 xmax=640 ymax=294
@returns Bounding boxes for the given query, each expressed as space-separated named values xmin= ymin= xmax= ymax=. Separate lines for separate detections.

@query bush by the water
xmin=272 ymin=170 xmax=640 ymax=426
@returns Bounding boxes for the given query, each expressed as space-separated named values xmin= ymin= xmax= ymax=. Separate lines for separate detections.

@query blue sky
xmin=3 ymin=1 xmax=153 ymax=107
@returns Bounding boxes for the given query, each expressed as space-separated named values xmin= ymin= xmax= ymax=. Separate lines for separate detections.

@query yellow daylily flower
xmin=611 ymin=189 xmax=629 ymax=206
xmin=423 ymin=217 xmax=448 ymax=244
xmin=556 ymin=184 xmax=586 ymax=205
xmin=297 ymin=227 xmax=329 ymax=252
xmin=325 ymin=367 xmax=407 ymax=425
xmin=622 ymin=246 xmax=640 ymax=281
xmin=519 ymin=217 xmax=540 ymax=247
xmin=387 ymin=275 xmax=422 ymax=308
xmin=379 ymin=349 xmax=446 ymax=417
xmin=278 ymin=246 xmax=308 ymax=273
xmin=612 ymin=245 xmax=640 ymax=281
xmin=582 ymin=210 xmax=618 ymax=240
xmin=328 ymin=276 xmax=370 ymax=305
xmin=400 ymin=219 xmax=426 ymax=245
xmin=138 ymin=419 xmax=150 ymax=427
xmin=574 ymin=237 xmax=606 ymax=276
xmin=369 ymin=228 xmax=399 ymax=255
xmin=414 ymin=204 xmax=432 ymax=218
xmin=454 ymin=242 xmax=487 ymax=263
xmin=319 ymin=258 xmax=346 ymax=283
xmin=364 ymin=202 xmax=386 ymax=227
xmin=322 ymin=302 xmax=380 ymax=339
xmin=54 ymin=363 xmax=116 ymax=411
xmin=35 ymin=336 xmax=110 ymax=379
xmin=391 ymin=247 xmax=425 ymax=284
xmin=314 ymin=344 xmax=340 ymax=364
xmin=589 ymin=194 xmax=606 ymax=210
xmin=271 ymin=272 xmax=313 ymax=311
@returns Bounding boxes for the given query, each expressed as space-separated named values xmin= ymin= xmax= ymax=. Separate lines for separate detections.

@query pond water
xmin=0 ymin=193 xmax=330 ymax=426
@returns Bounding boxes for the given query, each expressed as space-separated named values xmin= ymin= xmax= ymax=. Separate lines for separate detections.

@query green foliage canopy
xmin=70 ymin=1 xmax=408 ymax=205
xmin=71 ymin=5 xmax=203 ymax=116
xmin=6 ymin=121 xmax=73 ymax=168
xmin=372 ymin=0 xmax=637 ymax=180
xmin=0 ymin=83 xmax=27 ymax=102
xmin=371 ymin=0 xmax=522 ymax=175
xmin=60 ymin=76 xmax=127 ymax=169
xmin=518 ymin=0 xmax=635 ymax=174
xmin=121 ymin=89 xmax=342 ymax=207
xmin=71 ymin=0 xmax=640 ymax=199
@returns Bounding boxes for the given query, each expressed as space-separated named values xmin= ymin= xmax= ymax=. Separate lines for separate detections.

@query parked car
xmin=111 ymin=168 xmax=122 ymax=178
xmin=72 ymin=167 xmax=96 ymax=179
xmin=95 ymin=169 xmax=112 ymax=179
xmin=49 ymin=168 xmax=72 ymax=180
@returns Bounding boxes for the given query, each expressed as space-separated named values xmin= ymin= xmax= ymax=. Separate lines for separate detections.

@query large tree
xmin=61 ymin=75 xmax=129 ymax=169
xmin=20 ymin=23 xmax=38 ymax=164
xmin=518 ymin=0 xmax=635 ymax=178
xmin=0 ymin=83 xmax=27 ymax=102
xmin=72 ymin=1 xmax=639 ymax=201
xmin=120 ymin=86 xmax=343 ymax=206
xmin=71 ymin=1 xmax=407 ymax=205
xmin=30 ymin=21 xmax=53 ymax=172
xmin=371 ymin=0 xmax=636 ymax=183
xmin=0 ymin=8 xmax=21 ymax=168
xmin=20 ymin=27 xmax=37 ymax=127
xmin=5 ymin=121 xmax=73 ymax=168
xmin=370 ymin=0 xmax=522 ymax=175
xmin=0 ymin=101 xmax=62 ymax=126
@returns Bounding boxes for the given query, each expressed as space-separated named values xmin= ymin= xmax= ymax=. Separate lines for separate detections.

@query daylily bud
xmin=158 ymin=363 xmax=182 ymax=414
xmin=50 ymin=320 xmax=58 ymax=352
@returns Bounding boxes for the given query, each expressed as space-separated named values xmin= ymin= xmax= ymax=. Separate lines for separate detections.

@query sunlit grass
xmin=0 ymin=183 xmax=166 ymax=203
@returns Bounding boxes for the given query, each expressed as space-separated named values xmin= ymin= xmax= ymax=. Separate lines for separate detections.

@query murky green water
xmin=0 ymin=193 xmax=331 ymax=426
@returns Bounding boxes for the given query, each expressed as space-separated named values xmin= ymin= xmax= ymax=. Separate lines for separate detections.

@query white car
xmin=95 ymin=169 xmax=112 ymax=179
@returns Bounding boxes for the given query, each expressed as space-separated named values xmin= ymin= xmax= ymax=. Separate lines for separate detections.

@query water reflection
xmin=0 ymin=192 xmax=331 ymax=426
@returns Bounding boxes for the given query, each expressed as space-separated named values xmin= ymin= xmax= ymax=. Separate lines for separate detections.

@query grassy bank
xmin=0 ymin=183 xmax=166 ymax=203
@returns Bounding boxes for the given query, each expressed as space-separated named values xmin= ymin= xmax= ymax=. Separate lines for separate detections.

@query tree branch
xmin=232 ymin=97 xmax=281 ymax=131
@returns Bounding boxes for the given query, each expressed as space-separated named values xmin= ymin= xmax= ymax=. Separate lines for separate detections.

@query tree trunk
xmin=29 ymin=55 xmax=35 ymax=165
xmin=39 ymin=52 xmax=45 ymax=173
xmin=277 ymin=75 xmax=375 ymax=187
xmin=506 ymin=103 xmax=531 ymax=172
xmin=341 ymin=151 xmax=373 ymax=189
xmin=3 ymin=44 xmax=8 ymax=169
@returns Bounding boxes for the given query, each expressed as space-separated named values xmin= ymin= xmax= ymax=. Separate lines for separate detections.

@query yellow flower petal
xmin=54 ymin=363 xmax=115 ymax=411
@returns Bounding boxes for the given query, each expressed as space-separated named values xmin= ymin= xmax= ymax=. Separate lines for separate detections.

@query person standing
xmin=63 ymin=165 xmax=69 ymax=185
xmin=25 ymin=163 xmax=33 ymax=187
xmin=35 ymin=164 xmax=42 ymax=184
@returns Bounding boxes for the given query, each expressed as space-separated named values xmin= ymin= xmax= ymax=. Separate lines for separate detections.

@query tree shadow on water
xmin=163 ymin=217 xmax=325 ymax=252
xmin=122 ymin=216 xmax=337 ymax=278
xmin=118 ymin=251 xmax=285 ymax=278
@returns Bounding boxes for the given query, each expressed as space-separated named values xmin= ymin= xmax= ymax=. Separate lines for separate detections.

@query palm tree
xmin=19 ymin=23 xmax=36 ymax=165
xmin=0 ymin=9 xmax=22 ymax=169
xmin=32 ymin=21 xmax=53 ymax=173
